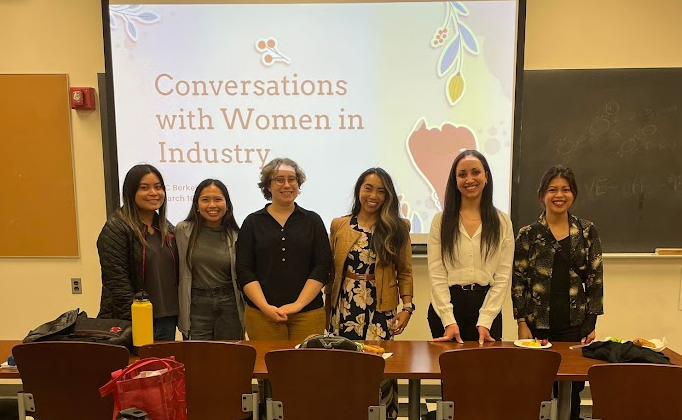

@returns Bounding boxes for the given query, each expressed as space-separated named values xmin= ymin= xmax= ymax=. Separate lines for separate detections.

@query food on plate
xmin=608 ymin=337 xmax=623 ymax=343
xmin=633 ymin=338 xmax=656 ymax=348
xmin=360 ymin=344 xmax=385 ymax=354
xmin=517 ymin=338 xmax=551 ymax=348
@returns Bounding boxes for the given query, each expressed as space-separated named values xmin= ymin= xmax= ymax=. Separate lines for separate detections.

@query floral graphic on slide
xmin=431 ymin=2 xmax=480 ymax=106
xmin=397 ymin=193 xmax=425 ymax=234
xmin=255 ymin=38 xmax=291 ymax=66
xmin=406 ymin=118 xmax=477 ymax=209
xmin=109 ymin=5 xmax=160 ymax=42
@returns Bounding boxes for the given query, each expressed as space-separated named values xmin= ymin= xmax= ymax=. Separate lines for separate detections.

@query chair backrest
xmin=139 ymin=341 xmax=256 ymax=420
xmin=589 ymin=363 xmax=682 ymax=420
xmin=439 ymin=347 xmax=561 ymax=420
xmin=12 ymin=341 xmax=130 ymax=420
xmin=265 ymin=349 xmax=385 ymax=420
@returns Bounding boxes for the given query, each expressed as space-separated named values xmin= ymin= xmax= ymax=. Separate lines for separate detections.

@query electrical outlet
xmin=71 ymin=278 xmax=82 ymax=294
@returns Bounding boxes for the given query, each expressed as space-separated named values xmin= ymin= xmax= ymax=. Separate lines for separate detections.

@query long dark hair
xmin=351 ymin=168 xmax=409 ymax=266
xmin=184 ymin=179 xmax=239 ymax=271
xmin=440 ymin=150 xmax=501 ymax=264
xmin=118 ymin=164 xmax=170 ymax=246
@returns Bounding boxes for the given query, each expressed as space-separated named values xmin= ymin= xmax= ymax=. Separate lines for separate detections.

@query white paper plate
xmin=514 ymin=339 xmax=552 ymax=349
xmin=604 ymin=337 xmax=667 ymax=352
xmin=644 ymin=338 xmax=666 ymax=352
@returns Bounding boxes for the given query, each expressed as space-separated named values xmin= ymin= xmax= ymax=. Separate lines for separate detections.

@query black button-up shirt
xmin=236 ymin=203 xmax=332 ymax=312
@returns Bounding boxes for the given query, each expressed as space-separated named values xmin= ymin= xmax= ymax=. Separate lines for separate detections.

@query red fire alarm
xmin=70 ymin=87 xmax=96 ymax=110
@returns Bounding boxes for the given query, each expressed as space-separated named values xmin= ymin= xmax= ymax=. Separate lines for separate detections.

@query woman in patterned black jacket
xmin=512 ymin=165 xmax=603 ymax=420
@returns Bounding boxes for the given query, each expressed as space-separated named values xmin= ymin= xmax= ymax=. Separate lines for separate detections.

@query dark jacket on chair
xmin=583 ymin=341 xmax=671 ymax=364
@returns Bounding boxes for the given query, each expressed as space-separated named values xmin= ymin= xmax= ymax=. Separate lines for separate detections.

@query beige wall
xmin=524 ymin=0 xmax=682 ymax=69
xmin=0 ymin=0 xmax=106 ymax=338
xmin=1 ymin=0 xmax=681 ymax=351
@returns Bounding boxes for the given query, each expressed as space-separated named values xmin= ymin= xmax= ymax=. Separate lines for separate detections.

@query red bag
xmin=100 ymin=357 xmax=187 ymax=420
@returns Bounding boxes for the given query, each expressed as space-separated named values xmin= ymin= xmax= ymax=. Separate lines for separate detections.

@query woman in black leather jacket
xmin=97 ymin=164 xmax=179 ymax=341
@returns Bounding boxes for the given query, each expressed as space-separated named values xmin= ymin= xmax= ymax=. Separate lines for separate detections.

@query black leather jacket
xmin=96 ymin=213 xmax=176 ymax=320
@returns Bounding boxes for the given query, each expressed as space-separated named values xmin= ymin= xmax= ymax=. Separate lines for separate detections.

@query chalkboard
xmin=512 ymin=68 xmax=682 ymax=252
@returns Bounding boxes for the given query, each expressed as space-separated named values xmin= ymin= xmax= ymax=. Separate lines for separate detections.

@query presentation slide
xmin=108 ymin=1 xmax=520 ymax=238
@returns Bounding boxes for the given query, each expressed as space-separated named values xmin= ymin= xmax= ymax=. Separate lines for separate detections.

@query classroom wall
xmin=1 ymin=0 xmax=681 ymax=350
xmin=0 ymin=0 xmax=107 ymax=337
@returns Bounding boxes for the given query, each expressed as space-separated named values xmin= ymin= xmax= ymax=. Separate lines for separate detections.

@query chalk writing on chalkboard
xmin=554 ymin=102 xmax=679 ymax=164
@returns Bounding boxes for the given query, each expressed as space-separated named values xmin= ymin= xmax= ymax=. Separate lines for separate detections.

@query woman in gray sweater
xmin=176 ymin=179 xmax=245 ymax=340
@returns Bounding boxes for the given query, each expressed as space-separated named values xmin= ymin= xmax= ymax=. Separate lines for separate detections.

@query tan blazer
xmin=328 ymin=215 xmax=413 ymax=312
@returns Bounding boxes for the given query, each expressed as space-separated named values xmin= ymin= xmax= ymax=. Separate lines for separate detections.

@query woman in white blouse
xmin=427 ymin=150 xmax=514 ymax=344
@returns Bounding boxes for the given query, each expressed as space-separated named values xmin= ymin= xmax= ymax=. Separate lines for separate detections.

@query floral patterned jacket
xmin=511 ymin=213 xmax=603 ymax=329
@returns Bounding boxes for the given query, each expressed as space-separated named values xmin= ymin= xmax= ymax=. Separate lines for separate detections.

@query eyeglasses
xmin=272 ymin=176 xmax=298 ymax=186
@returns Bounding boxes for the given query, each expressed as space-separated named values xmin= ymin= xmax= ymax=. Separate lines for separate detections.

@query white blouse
xmin=427 ymin=210 xmax=514 ymax=330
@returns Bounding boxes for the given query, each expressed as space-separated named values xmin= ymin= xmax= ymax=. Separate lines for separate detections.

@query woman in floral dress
xmin=327 ymin=167 xmax=413 ymax=419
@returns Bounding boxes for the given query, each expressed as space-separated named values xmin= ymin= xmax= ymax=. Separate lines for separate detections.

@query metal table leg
xmin=408 ymin=379 xmax=421 ymax=420
xmin=557 ymin=381 xmax=572 ymax=420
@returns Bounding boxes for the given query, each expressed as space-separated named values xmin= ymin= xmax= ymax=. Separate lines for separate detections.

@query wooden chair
xmin=264 ymin=349 xmax=386 ymax=420
xmin=139 ymin=341 xmax=257 ymax=420
xmin=438 ymin=347 xmax=561 ymax=420
xmin=12 ymin=342 xmax=130 ymax=420
xmin=589 ymin=363 xmax=682 ymax=420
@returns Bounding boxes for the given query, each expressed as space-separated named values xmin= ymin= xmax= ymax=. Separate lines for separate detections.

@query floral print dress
xmin=329 ymin=216 xmax=399 ymax=419
xmin=330 ymin=216 xmax=397 ymax=340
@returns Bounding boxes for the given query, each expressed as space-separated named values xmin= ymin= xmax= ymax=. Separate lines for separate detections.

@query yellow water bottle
xmin=131 ymin=291 xmax=154 ymax=347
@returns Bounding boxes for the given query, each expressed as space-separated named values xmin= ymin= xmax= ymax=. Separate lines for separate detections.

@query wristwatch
xmin=402 ymin=303 xmax=416 ymax=314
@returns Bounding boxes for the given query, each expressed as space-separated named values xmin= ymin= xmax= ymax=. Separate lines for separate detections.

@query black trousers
xmin=427 ymin=285 xmax=502 ymax=341
xmin=530 ymin=323 xmax=585 ymax=420
xmin=425 ymin=286 xmax=503 ymax=420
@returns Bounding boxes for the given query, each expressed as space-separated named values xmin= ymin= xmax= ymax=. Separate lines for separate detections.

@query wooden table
xmin=4 ymin=340 xmax=682 ymax=420
xmin=246 ymin=340 xmax=682 ymax=420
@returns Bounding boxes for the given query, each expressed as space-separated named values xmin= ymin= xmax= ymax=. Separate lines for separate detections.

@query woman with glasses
xmin=236 ymin=157 xmax=333 ymax=340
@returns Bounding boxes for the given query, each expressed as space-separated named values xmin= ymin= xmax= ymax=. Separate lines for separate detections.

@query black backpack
xmin=23 ymin=309 xmax=133 ymax=351
xmin=298 ymin=334 xmax=360 ymax=351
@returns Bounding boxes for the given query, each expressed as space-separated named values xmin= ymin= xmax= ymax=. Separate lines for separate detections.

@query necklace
xmin=459 ymin=212 xmax=481 ymax=222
